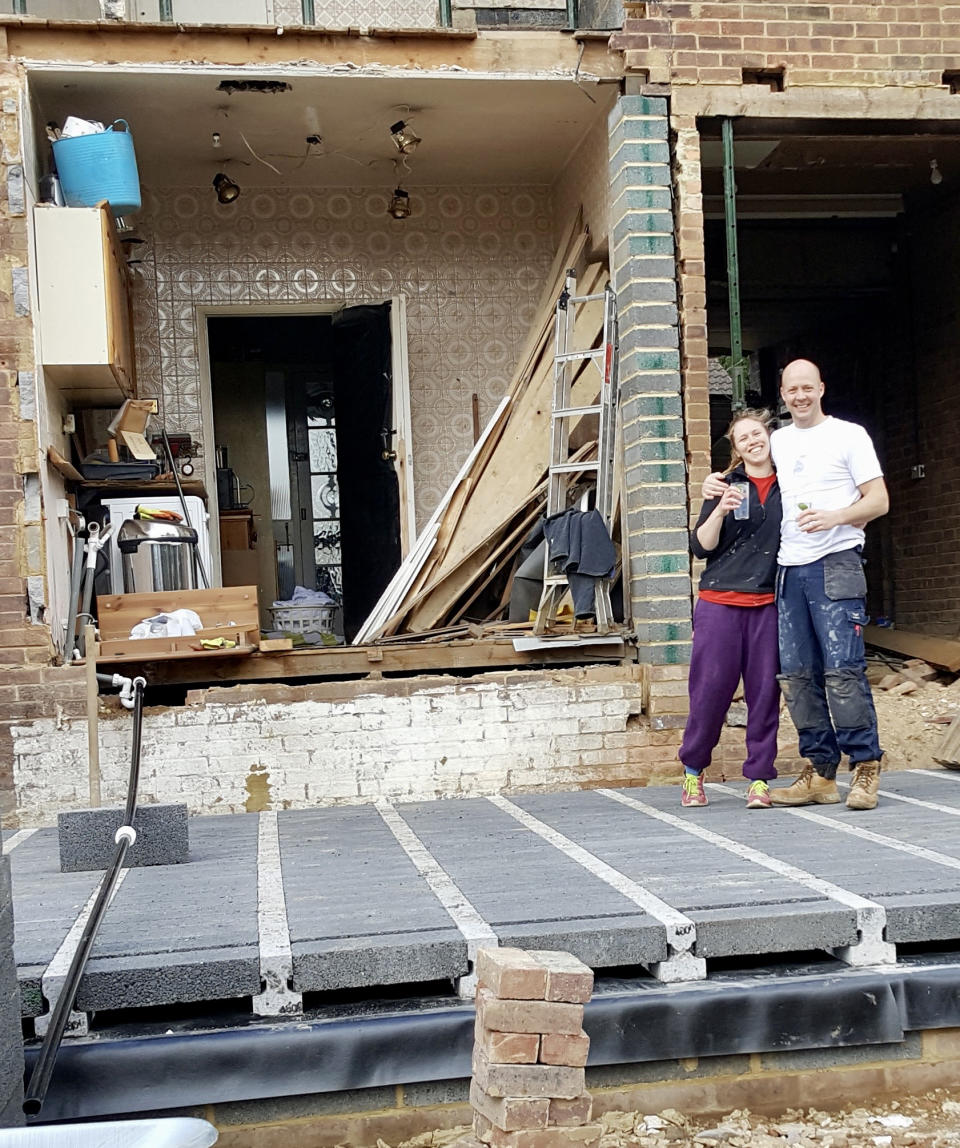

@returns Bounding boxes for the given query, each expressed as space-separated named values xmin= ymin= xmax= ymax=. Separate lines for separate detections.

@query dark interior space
xmin=699 ymin=116 xmax=960 ymax=636
xmin=208 ymin=310 xmax=401 ymax=642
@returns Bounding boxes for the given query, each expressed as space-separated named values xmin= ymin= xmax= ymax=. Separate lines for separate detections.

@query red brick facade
xmin=613 ymin=2 xmax=960 ymax=88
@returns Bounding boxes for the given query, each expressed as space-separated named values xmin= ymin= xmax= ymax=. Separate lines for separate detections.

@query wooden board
xmin=47 ymin=446 xmax=84 ymax=483
xmin=97 ymin=585 xmax=259 ymax=661
xmin=98 ymin=624 xmax=258 ymax=661
xmin=104 ymin=634 xmax=629 ymax=683
xmin=428 ymin=265 xmax=605 ymax=581
xmin=863 ymin=626 xmax=960 ymax=673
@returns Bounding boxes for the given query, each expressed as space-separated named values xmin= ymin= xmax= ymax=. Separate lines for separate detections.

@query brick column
xmin=609 ymin=95 xmax=691 ymax=666
xmin=467 ymin=947 xmax=596 ymax=1148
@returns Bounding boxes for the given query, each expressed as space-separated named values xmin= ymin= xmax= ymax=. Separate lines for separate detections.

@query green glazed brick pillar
xmin=609 ymin=95 xmax=691 ymax=665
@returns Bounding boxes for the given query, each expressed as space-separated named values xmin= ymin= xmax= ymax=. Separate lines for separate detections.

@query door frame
xmin=196 ymin=299 xmax=416 ymax=586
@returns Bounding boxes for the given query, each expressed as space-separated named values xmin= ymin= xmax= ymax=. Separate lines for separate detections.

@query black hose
xmin=23 ymin=676 xmax=146 ymax=1117
xmin=124 ymin=680 xmax=145 ymax=827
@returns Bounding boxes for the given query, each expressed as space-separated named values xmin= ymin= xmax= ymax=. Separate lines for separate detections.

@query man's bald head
xmin=780 ymin=359 xmax=826 ymax=428
xmin=781 ymin=359 xmax=823 ymax=387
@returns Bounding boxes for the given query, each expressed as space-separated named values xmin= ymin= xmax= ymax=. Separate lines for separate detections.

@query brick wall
xmin=11 ymin=666 xmax=689 ymax=825
xmin=885 ymin=196 xmax=960 ymax=634
xmin=610 ymin=95 xmax=692 ymax=666
xmin=0 ymin=67 xmax=85 ymax=824
xmin=8 ymin=665 xmax=800 ymax=826
xmin=612 ymin=2 xmax=960 ymax=89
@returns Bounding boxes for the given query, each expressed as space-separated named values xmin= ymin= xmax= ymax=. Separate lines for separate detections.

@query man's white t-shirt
xmin=771 ymin=415 xmax=883 ymax=566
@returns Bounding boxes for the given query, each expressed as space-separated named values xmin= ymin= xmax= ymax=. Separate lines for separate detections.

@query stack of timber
xmin=355 ymin=223 xmax=611 ymax=644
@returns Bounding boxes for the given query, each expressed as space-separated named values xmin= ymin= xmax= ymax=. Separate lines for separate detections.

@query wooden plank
xmin=97 ymin=631 xmax=258 ymax=662
xmin=431 ymin=266 xmax=605 ymax=580
xmin=118 ymin=636 xmax=627 ymax=684
xmin=401 ymin=490 xmax=545 ymax=633
xmin=47 ymin=446 xmax=84 ymax=483
xmin=863 ymin=625 xmax=960 ymax=673
xmin=78 ymin=479 xmax=208 ymax=497
xmin=97 ymin=586 xmax=259 ymax=642
xmin=355 ymin=228 xmax=592 ymax=644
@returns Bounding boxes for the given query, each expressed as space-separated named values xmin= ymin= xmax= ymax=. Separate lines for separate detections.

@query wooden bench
xmin=96 ymin=586 xmax=259 ymax=662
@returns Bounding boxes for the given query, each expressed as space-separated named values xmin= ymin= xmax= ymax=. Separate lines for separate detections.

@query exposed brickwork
xmin=470 ymin=948 xmax=598 ymax=1148
xmin=610 ymin=95 xmax=692 ymax=666
xmin=9 ymin=666 xmax=700 ymax=826
xmin=884 ymin=196 xmax=960 ymax=634
xmin=0 ymin=66 xmax=77 ymax=825
xmin=611 ymin=2 xmax=960 ymax=90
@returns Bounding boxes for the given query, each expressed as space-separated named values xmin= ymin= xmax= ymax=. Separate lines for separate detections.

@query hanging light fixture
xmin=212 ymin=172 xmax=241 ymax=204
xmin=389 ymin=119 xmax=421 ymax=155
xmin=387 ymin=186 xmax=411 ymax=219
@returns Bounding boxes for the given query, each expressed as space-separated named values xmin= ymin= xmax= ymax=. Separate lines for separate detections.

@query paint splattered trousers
xmin=776 ymin=549 xmax=882 ymax=778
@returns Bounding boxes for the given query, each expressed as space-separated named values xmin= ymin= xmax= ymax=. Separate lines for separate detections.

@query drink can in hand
xmin=731 ymin=481 xmax=750 ymax=520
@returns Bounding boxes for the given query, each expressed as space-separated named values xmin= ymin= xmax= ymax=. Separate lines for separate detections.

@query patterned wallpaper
xmin=272 ymin=0 xmax=437 ymax=28
xmin=551 ymin=118 xmax=610 ymax=256
xmin=130 ymin=184 xmax=555 ymax=526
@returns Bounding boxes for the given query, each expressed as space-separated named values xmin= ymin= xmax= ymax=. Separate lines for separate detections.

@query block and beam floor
xmin=13 ymin=770 xmax=960 ymax=1121
xmin=8 ymin=769 xmax=960 ymax=1026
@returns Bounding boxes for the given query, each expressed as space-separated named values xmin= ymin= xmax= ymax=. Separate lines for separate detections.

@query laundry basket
xmin=270 ymin=604 xmax=336 ymax=635
xmin=53 ymin=120 xmax=142 ymax=216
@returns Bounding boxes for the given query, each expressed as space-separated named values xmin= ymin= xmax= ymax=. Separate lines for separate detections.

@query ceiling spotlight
xmin=212 ymin=172 xmax=240 ymax=204
xmin=387 ymin=187 xmax=411 ymax=220
xmin=930 ymin=158 xmax=944 ymax=186
xmin=389 ymin=119 xmax=421 ymax=155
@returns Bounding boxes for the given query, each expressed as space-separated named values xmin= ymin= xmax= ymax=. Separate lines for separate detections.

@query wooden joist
xmin=104 ymin=634 xmax=629 ymax=685
xmin=864 ymin=625 xmax=960 ymax=673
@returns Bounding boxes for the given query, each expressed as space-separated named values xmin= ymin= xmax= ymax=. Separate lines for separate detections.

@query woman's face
xmin=731 ymin=418 xmax=771 ymax=467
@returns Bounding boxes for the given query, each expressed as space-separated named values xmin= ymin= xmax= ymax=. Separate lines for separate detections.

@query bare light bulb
xmin=212 ymin=132 xmax=221 ymax=148
xmin=931 ymin=158 xmax=943 ymax=186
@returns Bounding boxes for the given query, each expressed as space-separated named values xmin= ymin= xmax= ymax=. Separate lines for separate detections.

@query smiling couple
xmin=679 ymin=359 xmax=890 ymax=812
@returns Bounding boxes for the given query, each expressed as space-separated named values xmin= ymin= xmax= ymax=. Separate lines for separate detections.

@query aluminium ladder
xmin=533 ymin=270 xmax=619 ymax=636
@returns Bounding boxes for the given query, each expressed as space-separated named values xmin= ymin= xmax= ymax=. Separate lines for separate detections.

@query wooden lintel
xmin=3 ymin=23 xmax=621 ymax=80
xmin=105 ymin=635 xmax=629 ymax=686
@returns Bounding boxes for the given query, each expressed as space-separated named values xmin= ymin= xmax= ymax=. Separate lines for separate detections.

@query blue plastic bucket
xmin=52 ymin=119 xmax=141 ymax=216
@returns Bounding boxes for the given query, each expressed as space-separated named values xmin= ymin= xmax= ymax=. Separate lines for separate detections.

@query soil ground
xmin=401 ymin=1092 xmax=960 ymax=1148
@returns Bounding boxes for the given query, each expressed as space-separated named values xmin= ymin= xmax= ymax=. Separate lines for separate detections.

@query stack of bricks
xmin=467 ymin=947 xmax=599 ymax=1148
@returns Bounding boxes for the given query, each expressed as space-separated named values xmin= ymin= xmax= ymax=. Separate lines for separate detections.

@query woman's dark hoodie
xmin=690 ymin=466 xmax=782 ymax=596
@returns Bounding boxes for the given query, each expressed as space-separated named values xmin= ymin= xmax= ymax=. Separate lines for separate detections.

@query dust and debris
xmin=868 ymin=655 xmax=960 ymax=771
xmin=391 ymin=1092 xmax=960 ymax=1148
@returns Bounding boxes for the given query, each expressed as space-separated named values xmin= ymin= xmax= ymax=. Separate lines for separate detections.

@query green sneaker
xmin=746 ymin=780 xmax=772 ymax=809
xmin=681 ymin=772 xmax=708 ymax=808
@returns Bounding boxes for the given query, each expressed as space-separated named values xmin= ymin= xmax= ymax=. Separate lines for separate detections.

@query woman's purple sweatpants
xmin=679 ymin=598 xmax=780 ymax=780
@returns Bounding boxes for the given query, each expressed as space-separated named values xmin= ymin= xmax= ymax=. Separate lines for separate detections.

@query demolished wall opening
xmin=700 ymin=117 xmax=960 ymax=640
xmin=25 ymin=63 xmax=623 ymax=682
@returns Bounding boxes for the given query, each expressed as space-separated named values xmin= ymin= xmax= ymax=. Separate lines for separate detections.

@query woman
xmin=679 ymin=410 xmax=782 ymax=810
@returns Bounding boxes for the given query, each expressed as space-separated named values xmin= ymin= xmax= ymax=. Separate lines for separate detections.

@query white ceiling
xmin=29 ymin=69 xmax=617 ymax=189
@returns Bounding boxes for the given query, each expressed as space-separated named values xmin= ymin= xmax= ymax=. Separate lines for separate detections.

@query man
xmin=704 ymin=359 xmax=889 ymax=810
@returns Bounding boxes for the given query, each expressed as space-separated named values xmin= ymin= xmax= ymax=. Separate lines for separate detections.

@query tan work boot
xmin=846 ymin=761 xmax=881 ymax=810
xmin=769 ymin=764 xmax=841 ymax=806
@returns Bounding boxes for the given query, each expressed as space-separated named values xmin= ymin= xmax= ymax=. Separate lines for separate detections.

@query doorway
xmin=206 ymin=307 xmax=406 ymax=642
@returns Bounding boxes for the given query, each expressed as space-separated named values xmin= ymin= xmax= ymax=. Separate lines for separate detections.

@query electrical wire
xmin=239 ymin=130 xmax=284 ymax=176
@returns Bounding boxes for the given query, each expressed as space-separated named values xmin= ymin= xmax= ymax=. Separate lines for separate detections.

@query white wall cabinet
xmin=34 ymin=203 xmax=137 ymax=404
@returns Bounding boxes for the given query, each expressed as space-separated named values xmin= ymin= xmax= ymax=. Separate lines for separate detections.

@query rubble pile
xmin=867 ymin=657 xmax=960 ymax=770
xmin=395 ymin=1095 xmax=960 ymax=1148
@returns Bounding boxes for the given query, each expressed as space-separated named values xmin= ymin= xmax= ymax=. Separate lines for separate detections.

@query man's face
xmin=780 ymin=373 xmax=825 ymax=427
